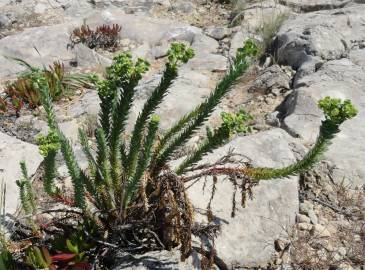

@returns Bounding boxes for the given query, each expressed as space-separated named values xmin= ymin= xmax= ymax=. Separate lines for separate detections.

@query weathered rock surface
xmin=275 ymin=5 xmax=365 ymax=73
xmin=0 ymin=24 xmax=74 ymax=77
xmin=279 ymin=0 xmax=352 ymax=12
xmin=0 ymin=22 xmax=110 ymax=78
xmin=0 ymin=132 xmax=42 ymax=214
xmin=205 ymin=26 xmax=231 ymax=41
xmin=188 ymin=129 xmax=302 ymax=268
xmin=250 ymin=64 xmax=292 ymax=94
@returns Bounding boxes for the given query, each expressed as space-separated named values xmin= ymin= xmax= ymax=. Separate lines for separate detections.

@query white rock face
xmin=188 ymin=129 xmax=301 ymax=267
xmin=0 ymin=132 xmax=42 ymax=214
xmin=276 ymin=5 xmax=365 ymax=187
xmin=279 ymin=0 xmax=351 ymax=12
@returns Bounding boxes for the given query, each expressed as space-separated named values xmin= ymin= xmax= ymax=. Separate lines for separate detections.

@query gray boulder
xmin=205 ymin=26 xmax=231 ymax=41
xmin=0 ymin=14 xmax=12 ymax=28
xmin=0 ymin=22 xmax=109 ymax=78
xmin=282 ymin=90 xmax=323 ymax=142
xmin=171 ymin=1 xmax=196 ymax=13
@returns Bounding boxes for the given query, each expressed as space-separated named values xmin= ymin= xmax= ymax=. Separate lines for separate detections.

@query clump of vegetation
xmin=0 ymin=60 xmax=94 ymax=116
xmin=257 ymin=11 xmax=289 ymax=52
xmin=5 ymin=39 xmax=357 ymax=269
xmin=70 ymin=24 xmax=122 ymax=51
xmin=25 ymin=230 xmax=93 ymax=270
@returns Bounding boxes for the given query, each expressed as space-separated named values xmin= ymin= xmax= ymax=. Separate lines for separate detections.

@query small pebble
xmin=296 ymin=213 xmax=311 ymax=223
xmin=311 ymin=224 xmax=331 ymax=238
xmin=298 ymin=222 xmax=312 ymax=231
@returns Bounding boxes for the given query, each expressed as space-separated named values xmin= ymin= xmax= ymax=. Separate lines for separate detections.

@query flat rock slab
xmin=0 ymin=23 xmax=108 ymax=78
xmin=0 ymin=132 xmax=42 ymax=214
xmin=279 ymin=0 xmax=351 ymax=12
xmin=187 ymin=128 xmax=302 ymax=268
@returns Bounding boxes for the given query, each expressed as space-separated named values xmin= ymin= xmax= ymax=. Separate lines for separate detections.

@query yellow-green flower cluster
xmin=167 ymin=42 xmax=195 ymax=70
xmin=36 ymin=129 xmax=61 ymax=157
xmin=106 ymin=53 xmax=150 ymax=84
xmin=237 ymin=39 xmax=259 ymax=59
xmin=318 ymin=96 xmax=358 ymax=125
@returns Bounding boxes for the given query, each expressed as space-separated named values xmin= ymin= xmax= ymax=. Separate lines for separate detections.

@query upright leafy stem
xmin=175 ymin=109 xmax=253 ymax=175
xmin=154 ymin=40 xmax=258 ymax=172
xmin=126 ymin=43 xmax=194 ymax=179
xmin=36 ymin=130 xmax=61 ymax=195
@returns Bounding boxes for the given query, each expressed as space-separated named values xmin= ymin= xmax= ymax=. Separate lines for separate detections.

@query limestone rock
xmin=282 ymin=91 xmax=323 ymax=142
xmin=0 ymin=14 xmax=12 ymax=28
xmin=296 ymin=214 xmax=311 ymax=223
xmin=205 ymin=26 xmax=231 ymax=41
xmin=250 ymin=65 xmax=292 ymax=95
xmin=279 ymin=0 xmax=351 ymax=12
xmin=0 ymin=132 xmax=42 ymax=214
xmin=307 ymin=209 xmax=318 ymax=224
xmin=171 ymin=1 xmax=195 ymax=13
xmin=276 ymin=6 xmax=365 ymax=187
xmin=298 ymin=223 xmax=313 ymax=231
xmin=0 ymin=22 xmax=111 ymax=78
xmin=311 ymin=224 xmax=331 ymax=238
xmin=299 ymin=200 xmax=314 ymax=215
xmin=286 ymin=59 xmax=365 ymax=187
xmin=276 ymin=5 xmax=365 ymax=70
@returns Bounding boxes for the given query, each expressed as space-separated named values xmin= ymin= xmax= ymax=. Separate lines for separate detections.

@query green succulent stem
xmin=247 ymin=97 xmax=357 ymax=181
xmin=124 ymin=116 xmax=160 ymax=207
xmin=43 ymin=151 xmax=58 ymax=195
xmin=35 ymin=72 xmax=86 ymax=209
xmin=247 ymin=120 xmax=338 ymax=180
xmin=126 ymin=65 xmax=177 ymax=179
xmin=176 ymin=126 xmax=230 ymax=175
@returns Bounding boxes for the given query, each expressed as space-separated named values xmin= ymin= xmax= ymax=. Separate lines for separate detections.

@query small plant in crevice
xmin=221 ymin=109 xmax=253 ymax=134
xmin=13 ymin=38 xmax=357 ymax=269
xmin=0 ymin=60 xmax=95 ymax=116
xmin=82 ymin=114 xmax=98 ymax=138
xmin=257 ymin=11 xmax=289 ymax=58
xmin=70 ymin=24 xmax=122 ymax=51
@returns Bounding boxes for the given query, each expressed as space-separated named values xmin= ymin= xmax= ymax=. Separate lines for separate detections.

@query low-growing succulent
xmin=70 ymin=23 xmax=122 ymax=51
xmin=0 ymin=61 xmax=94 ymax=116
